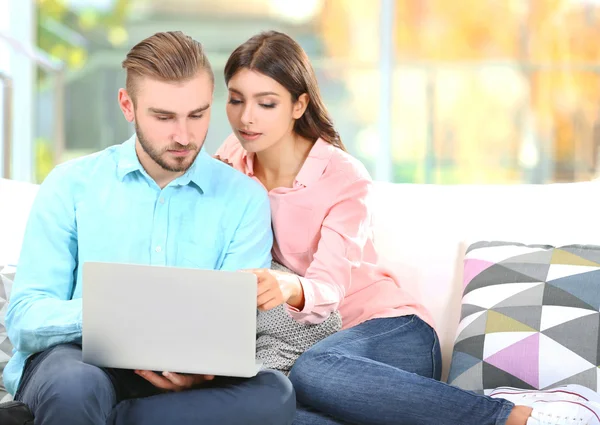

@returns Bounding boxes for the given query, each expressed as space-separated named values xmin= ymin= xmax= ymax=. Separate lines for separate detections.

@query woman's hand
xmin=243 ymin=269 xmax=305 ymax=311
xmin=135 ymin=370 xmax=215 ymax=392
xmin=214 ymin=155 xmax=233 ymax=167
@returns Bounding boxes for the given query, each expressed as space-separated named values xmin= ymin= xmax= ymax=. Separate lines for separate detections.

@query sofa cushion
xmin=448 ymin=241 xmax=600 ymax=394
xmin=0 ymin=267 xmax=15 ymax=402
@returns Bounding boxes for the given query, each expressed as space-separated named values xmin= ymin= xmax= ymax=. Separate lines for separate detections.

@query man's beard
xmin=135 ymin=121 xmax=202 ymax=173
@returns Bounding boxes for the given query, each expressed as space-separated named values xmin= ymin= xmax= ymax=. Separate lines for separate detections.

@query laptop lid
xmin=82 ymin=261 xmax=259 ymax=377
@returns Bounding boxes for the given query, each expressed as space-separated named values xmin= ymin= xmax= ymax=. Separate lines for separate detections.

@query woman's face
xmin=226 ymin=69 xmax=307 ymax=153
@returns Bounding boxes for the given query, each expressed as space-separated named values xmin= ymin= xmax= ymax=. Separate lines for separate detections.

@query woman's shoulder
xmin=323 ymin=140 xmax=372 ymax=184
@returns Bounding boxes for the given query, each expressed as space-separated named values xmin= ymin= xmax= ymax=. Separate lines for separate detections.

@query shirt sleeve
xmin=286 ymin=175 xmax=373 ymax=324
xmin=6 ymin=166 xmax=82 ymax=354
xmin=220 ymin=189 xmax=273 ymax=271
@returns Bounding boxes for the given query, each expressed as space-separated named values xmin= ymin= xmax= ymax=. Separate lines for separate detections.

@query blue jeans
xmin=15 ymin=344 xmax=295 ymax=425
xmin=289 ymin=315 xmax=515 ymax=425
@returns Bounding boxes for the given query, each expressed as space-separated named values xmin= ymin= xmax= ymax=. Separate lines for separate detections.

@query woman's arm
xmin=285 ymin=175 xmax=373 ymax=324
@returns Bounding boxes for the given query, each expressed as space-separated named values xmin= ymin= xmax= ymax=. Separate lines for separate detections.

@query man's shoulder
xmin=209 ymin=154 xmax=266 ymax=198
xmin=47 ymin=144 xmax=121 ymax=184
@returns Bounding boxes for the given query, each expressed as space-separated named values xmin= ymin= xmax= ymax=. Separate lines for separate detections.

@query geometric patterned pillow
xmin=0 ymin=266 xmax=15 ymax=402
xmin=448 ymin=242 xmax=600 ymax=395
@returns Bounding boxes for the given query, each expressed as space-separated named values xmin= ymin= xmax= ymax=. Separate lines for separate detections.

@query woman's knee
xmin=289 ymin=346 xmax=343 ymax=399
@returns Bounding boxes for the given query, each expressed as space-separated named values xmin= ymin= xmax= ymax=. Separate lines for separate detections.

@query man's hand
xmin=135 ymin=370 xmax=215 ymax=392
xmin=243 ymin=269 xmax=305 ymax=311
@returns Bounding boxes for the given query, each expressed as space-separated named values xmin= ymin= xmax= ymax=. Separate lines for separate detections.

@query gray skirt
xmin=256 ymin=262 xmax=342 ymax=375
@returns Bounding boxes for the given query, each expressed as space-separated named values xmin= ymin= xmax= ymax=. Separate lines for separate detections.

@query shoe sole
xmin=491 ymin=385 xmax=600 ymax=404
xmin=532 ymin=400 xmax=600 ymax=424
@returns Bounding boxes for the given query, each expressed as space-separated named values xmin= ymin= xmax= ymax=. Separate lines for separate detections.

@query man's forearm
xmin=7 ymin=296 xmax=82 ymax=353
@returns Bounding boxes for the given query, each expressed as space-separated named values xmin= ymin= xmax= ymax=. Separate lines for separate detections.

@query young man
xmin=4 ymin=31 xmax=295 ymax=425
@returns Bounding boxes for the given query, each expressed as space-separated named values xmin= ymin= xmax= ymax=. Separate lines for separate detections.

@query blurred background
xmin=2 ymin=0 xmax=600 ymax=185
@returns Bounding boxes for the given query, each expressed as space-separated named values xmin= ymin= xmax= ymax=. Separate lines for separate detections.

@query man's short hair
xmin=122 ymin=31 xmax=214 ymax=104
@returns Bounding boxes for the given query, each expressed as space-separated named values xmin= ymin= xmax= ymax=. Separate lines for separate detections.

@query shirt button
xmin=155 ymin=246 xmax=162 ymax=253
xmin=159 ymin=197 xmax=165 ymax=204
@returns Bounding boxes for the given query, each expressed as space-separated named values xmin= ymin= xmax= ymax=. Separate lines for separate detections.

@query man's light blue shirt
xmin=4 ymin=135 xmax=273 ymax=395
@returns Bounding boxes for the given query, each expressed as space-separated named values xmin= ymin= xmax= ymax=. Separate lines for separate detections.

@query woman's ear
xmin=292 ymin=93 xmax=309 ymax=120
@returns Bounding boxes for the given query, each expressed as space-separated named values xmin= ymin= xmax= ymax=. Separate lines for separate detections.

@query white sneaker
xmin=526 ymin=400 xmax=600 ymax=424
xmin=490 ymin=385 xmax=600 ymax=407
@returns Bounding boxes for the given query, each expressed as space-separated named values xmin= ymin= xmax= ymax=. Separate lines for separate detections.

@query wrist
xmin=285 ymin=275 xmax=305 ymax=310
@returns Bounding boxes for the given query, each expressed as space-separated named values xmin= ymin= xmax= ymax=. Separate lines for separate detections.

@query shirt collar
xmin=176 ymin=151 xmax=212 ymax=194
xmin=116 ymin=134 xmax=212 ymax=194
xmin=116 ymin=134 xmax=143 ymax=180
xmin=241 ymin=138 xmax=334 ymax=187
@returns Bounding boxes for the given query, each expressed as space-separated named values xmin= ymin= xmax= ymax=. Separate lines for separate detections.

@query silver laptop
xmin=82 ymin=261 xmax=262 ymax=378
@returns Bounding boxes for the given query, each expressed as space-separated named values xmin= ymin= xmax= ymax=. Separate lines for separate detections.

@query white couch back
xmin=3 ymin=178 xmax=600 ymax=380
xmin=0 ymin=178 xmax=39 ymax=267
xmin=372 ymin=181 xmax=600 ymax=379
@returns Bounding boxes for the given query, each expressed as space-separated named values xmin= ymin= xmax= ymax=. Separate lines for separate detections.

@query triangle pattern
xmin=492 ymin=306 xmax=542 ymax=331
xmin=448 ymin=352 xmax=482 ymax=383
xmin=463 ymin=282 xmax=545 ymax=310
xmin=486 ymin=310 xmax=537 ymax=334
xmin=538 ymin=333 xmax=595 ymax=388
xmin=453 ymin=335 xmax=485 ymax=360
xmin=547 ymin=270 xmax=600 ymax=310
xmin=496 ymin=262 xmax=550 ymax=282
xmin=461 ymin=304 xmax=487 ymax=321
xmin=493 ymin=284 xmax=545 ymax=309
xmin=561 ymin=246 xmax=600 ymax=266
xmin=540 ymin=306 xmax=597 ymax=332
xmin=598 ymin=334 xmax=600 ymax=367
xmin=485 ymin=333 xmax=540 ymax=388
xmin=455 ymin=311 xmax=488 ymax=344
xmin=449 ymin=362 xmax=483 ymax=391
xmin=551 ymin=249 xmax=600 ymax=266
xmin=463 ymin=259 xmax=496 ymax=289
xmin=483 ymin=332 xmax=538 ymax=360
xmin=501 ymin=248 xmax=554 ymax=265
xmin=0 ymin=336 xmax=11 ymax=354
xmin=547 ymin=367 xmax=598 ymax=391
xmin=547 ymin=265 xmax=600 ymax=282
xmin=482 ymin=362 xmax=537 ymax=391
xmin=542 ymin=284 xmax=595 ymax=310
xmin=543 ymin=313 xmax=600 ymax=365
xmin=465 ymin=265 xmax=544 ymax=296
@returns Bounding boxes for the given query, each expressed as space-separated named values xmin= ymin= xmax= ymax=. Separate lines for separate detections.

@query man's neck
xmin=135 ymin=140 xmax=183 ymax=189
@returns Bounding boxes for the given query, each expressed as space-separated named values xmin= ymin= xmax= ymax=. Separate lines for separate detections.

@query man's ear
xmin=292 ymin=93 xmax=309 ymax=120
xmin=118 ymin=88 xmax=135 ymax=122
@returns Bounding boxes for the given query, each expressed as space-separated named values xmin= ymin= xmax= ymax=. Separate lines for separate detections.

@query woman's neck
xmin=254 ymin=134 xmax=314 ymax=190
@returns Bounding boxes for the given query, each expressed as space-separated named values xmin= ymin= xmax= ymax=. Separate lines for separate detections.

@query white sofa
xmin=2 ymin=177 xmax=600 ymax=383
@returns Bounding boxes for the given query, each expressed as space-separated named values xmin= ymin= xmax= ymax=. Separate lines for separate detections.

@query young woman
xmin=215 ymin=31 xmax=600 ymax=425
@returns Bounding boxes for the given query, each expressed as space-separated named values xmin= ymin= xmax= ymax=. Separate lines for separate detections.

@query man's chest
xmin=73 ymin=189 xmax=228 ymax=270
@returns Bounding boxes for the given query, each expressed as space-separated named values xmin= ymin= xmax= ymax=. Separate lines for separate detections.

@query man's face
xmin=120 ymin=72 xmax=213 ymax=173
